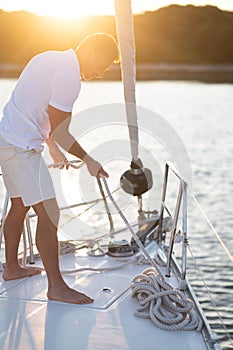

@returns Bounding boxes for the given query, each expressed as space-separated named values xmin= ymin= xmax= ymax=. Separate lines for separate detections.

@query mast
xmin=114 ymin=0 xmax=153 ymax=197
xmin=114 ymin=0 xmax=139 ymax=161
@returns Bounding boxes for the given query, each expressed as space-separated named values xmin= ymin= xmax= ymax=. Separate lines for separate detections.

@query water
xmin=0 ymin=79 xmax=233 ymax=349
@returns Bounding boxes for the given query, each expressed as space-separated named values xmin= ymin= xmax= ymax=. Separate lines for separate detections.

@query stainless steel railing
xmin=158 ymin=162 xmax=189 ymax=290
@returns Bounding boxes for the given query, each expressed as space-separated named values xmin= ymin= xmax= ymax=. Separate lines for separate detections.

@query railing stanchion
xmin=161 ymin=163 xmax=189 ymax=289
xmin=0 ymin=192 xmax=9 ymax=249
xmin=179 ymin=181 xmax=188 ymax=290
xmin=158 ymin=163 xmax=169 ymax=243
xmin=166 ymin=180 xmax=183 ymax=277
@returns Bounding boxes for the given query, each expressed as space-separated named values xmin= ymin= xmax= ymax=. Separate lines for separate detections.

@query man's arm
xmin=48 ymin=105 xmax=108 ymax=177
xmin=46 ymin=137 xmax=69 ymax=169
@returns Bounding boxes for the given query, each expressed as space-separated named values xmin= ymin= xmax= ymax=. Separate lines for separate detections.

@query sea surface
xmin=0 ymin=79 xmax=233 ymax=349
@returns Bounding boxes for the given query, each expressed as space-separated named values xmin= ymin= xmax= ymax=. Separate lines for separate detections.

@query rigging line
xmin=101 ymin=176 xmax=157 ymax=269
xmin=28 ymin=198 xmax=113 ymax=219
xmin=59 ymin=186 xmax=121 ymax=229
xmin=188 ymin=188 xmax=233 ymax=263
xmin=188 ymin=244 xmax=233 ymax=345
xmin=97 ymin=177 xmax=114 ymax=234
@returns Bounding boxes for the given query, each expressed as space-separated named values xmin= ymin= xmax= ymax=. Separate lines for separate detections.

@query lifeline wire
xmin=189 ymin=187 xmax=233 ymax=263
xmin=59 ymin=186 xmax=121 ymax=230
xmin=188 ymin=244 xmax=233 ymax=345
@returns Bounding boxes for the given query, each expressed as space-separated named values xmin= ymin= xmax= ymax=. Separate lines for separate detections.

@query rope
xmin=101 ymin=176 xmax=158 ymax=269
xmin=48 ymin=159 xmax=83 ymax=169
xmin=28 ymin=252 xmax=163 ymax=276
xmin=61 ymin=253 xmax=164 ymax=275
xmin=33 ymin=253 xmax=140 ymax=274
xmin=131 ymin=268 xmax=202 ymax=331
xmin=61 ymin=259 xmax=133 ymax=275
xmin=97 ymin=178 xmax=115 ymax=236
xmin=100 ymin=176 xmax=202 ymax=332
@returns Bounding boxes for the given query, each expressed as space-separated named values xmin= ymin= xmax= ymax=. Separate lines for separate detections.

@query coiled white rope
xmin=131 ymin=268 xmax=202 ymax=331
xmin=101 ymin=176 xmax=202 ymax=332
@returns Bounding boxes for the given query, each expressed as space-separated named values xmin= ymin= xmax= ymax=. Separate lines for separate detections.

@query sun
xmin=35 ymin=1 xmax=95 ymax=18
xmin=31 ymin=1 xmax=97 ymax=18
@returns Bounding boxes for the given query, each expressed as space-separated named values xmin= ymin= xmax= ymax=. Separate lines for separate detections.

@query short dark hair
xmin=78 ymin=32 xmax=120 ymax=63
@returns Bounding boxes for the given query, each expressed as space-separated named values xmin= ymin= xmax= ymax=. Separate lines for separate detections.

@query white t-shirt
xmin=0 ymin=49 xmax=81 ymax=150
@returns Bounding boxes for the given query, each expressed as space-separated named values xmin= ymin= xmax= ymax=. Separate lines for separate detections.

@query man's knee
xmin=10 ymin=197 xmax=30 ymax=218
xmin=32 ymin=198 xmax=60 ymax=226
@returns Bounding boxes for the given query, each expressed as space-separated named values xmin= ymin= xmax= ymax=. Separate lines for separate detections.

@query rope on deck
xmin=131 ymin=268 xmax=202 ymax=331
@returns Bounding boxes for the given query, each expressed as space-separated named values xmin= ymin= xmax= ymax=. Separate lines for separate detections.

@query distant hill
xmin=0 ymin=5 xmax=233 ymax=81
xmin=136 ymin=5 xmax=233 ymax=64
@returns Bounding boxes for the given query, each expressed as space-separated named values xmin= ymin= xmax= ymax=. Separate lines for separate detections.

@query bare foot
xmin=47 ymin=285 xmax=94 ymax=305
xmin=2 ymin=265 xmax=42 ymax=281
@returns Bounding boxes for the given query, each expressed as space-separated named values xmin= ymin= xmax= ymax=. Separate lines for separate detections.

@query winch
xmin=120 ymin=159 xmax=153 ymax=196
xmin=107 ymin=239 xmax=135 ymax=257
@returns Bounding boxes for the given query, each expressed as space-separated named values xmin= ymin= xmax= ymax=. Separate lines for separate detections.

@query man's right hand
xmin=84 ymin=156 xmax=109 ymax=178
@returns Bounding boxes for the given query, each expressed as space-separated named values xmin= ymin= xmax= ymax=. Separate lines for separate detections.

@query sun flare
xmin=5 ymin=0 xmax=116 ymax=18
xmin=36 ymin=1 xmax=100 ymax=18
xmin=0 ymin=0 xmax=232 ymax=18
xmin=31 ymin=1 xmax=103 ymax=18
xmin=0 ymin=0 xmax=166 ymax=18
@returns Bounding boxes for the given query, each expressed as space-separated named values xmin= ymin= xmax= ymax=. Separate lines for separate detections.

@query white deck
xmin=0 ymin=241 xmax=212 ymax=350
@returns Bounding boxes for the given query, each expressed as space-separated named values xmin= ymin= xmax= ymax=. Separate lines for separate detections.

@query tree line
xmin=0 ymin=4 xmax=233 ymax=67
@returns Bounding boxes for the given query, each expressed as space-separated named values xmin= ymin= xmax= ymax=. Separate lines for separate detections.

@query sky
xmin=0 ymin=0 xmax=232 ymax=18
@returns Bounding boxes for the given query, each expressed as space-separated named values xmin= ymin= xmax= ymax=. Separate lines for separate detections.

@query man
xmin=0 ymin=33 xmax=120 ymax=304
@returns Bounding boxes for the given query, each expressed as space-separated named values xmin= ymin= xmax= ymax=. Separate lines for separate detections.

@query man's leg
xmin=2 ymin=197 xmax=42 ymax=280
xmin=32 ymin=198 xmax=93 ymax=305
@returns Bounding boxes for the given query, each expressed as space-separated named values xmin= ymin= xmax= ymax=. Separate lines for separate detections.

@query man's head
xmin=75 ymin=33 xmax=120 ymax=81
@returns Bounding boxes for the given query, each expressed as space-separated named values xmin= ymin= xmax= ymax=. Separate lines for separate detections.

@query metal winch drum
xmin=120 ymin=159 xmax=153 ymax=196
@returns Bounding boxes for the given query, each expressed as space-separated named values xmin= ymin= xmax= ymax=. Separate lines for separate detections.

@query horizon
xmin=0 ymin=0 xmax=232 ymax=18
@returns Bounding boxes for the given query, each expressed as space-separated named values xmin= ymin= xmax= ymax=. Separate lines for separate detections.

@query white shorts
xmin=0 ymin=135 xmax=56 ymax=206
